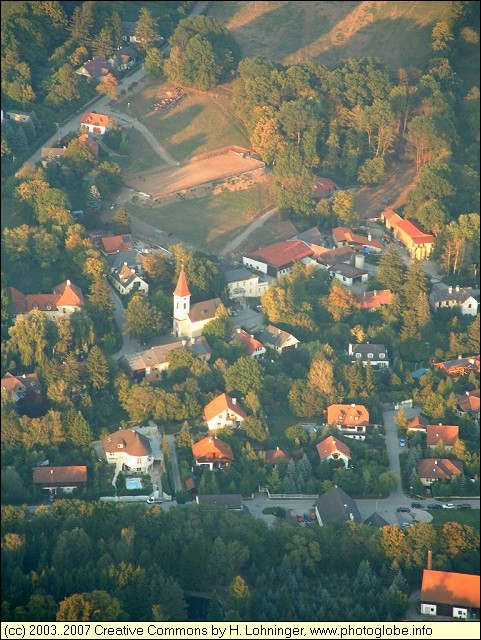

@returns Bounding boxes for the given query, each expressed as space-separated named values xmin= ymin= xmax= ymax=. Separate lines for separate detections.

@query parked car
xmin=411 ymin=502 xmax=423 ymax=509
xmin=401 ymin=522 xmax=413 ymax=529
xmin=296 ymin=514 xmax=304 ymax=523
xmin=427 ymin=503 xmax=442 ymax=509
xmin=399 ymin=439 xmax=406 ymax=447
xmin=303 ymin=513 xmax=310 ymax=523
xmin=457 ymin=503 xmax=472 ymax=510
xmin=442 ymin=503 xmax=455 ymax=509
xmin=397 ymin=506 xmax=410 ymax=512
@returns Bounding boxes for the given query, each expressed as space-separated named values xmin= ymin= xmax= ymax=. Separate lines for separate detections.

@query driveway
xmin=165 ymin=434 xmax=182 ymax=495
xmin=220 ymin=207 xmax=278 ymax=257
xmin=109 ymin=285 xmax=143 ymax=360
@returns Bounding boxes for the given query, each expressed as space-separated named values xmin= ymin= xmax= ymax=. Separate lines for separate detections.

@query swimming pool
xmin=125 ymin=478 xmax=142 ymax=490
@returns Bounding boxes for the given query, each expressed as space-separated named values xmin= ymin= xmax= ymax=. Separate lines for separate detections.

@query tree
xmin=376 ymin=246 xmax=407 ymax=293
xmin=358 ymin=157 xmax=386 ymax=185
xmin=394 ymin=409 xmax=408 ymax=429
xmin=8 ymin=312 xmax=55 ymax=367
xmin=145 ymin=48 xmax=164 ymax=79
xmin=124 ymin=294 xmax=168 ymax=343
xmin=270 ymin=146 xmax=314 ymax=216
xmin=325 ymin=279 xmax=359 ymax=321
xmin=57 ymin=591 xmax=122 ymax=621
xmin=92 ymin=26 xmax=114 ymax=58
xmin=111 ymin=207 xmax=131 ymax=234
xmin=135 ymin=8 xmax=161 ymax=51
xmin=66 ymin=138 xmax=97 ymax=174
xmin=86 ymin=346 xmax=109 ymax=391
xmin=87 ymin=278 xmax=115 ymax=334
xmin=332 ymin=190 xmax=358 ymax=225
xmin=308 ymin=356 xmax=334 ymax=395
xmin=46 ymin=64 xmax=80 ymax=105
xmin=87 ymin=185 xmax=102 ymax=214
xmin=97 ymin=74 xmax=118 ymax=101
xmin=243 ymin=416 xmax=269 ymax=442
xmin=225 ymin=357 xmax=263 ymax=395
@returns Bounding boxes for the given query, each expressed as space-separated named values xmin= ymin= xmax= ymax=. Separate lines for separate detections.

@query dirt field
xmin=123 ymin=147 xmax=265 ymax=201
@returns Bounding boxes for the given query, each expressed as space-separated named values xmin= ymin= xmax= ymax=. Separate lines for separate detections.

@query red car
xmin=296 ymin=514 xmax=304 ymax=523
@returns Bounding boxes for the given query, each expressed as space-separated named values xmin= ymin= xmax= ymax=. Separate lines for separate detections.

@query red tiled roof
xmin=313 ymin=177 xmax=337 ymax=197
xmin=327 ymin=404 xmax=370 ymax=426
xmin=426 ymin=424 xmax=459 ymax=447
xmin=192 ymin=436 xmax=234 ymax=462
xmin=421 ymin=570 xmax=480 ymax=609
xmin=231 ymin=328 xmax=265 ymax=356
xmin=1 ymin=372 xmax=41 ymax=395
xmin=80 ymin=112 xmax=110 ymax=128
xmin=246 ymin=241 xmax=314 ymax=268
xmin=317 ymin=435 xmax=351 ymax=461
xmin=355 ymin=289 xmax=392 ymax=309
xmin=388 ymin=213 xmax=435 ymax=245
xmin=407 ymin=415 xmax=429 ymax=431
xmin=102 ymin=429 xmax=152 ymax=456
xmin=203 ymin=393 xmax=246 ymax=422
xmin=417 ymin=458 xmax=463 ymax=480
xmin=332 ymin=227 xmax=382 ymax=250
xmin=33 ymin=466 xmax=87 ymax=485
xmin=265 ymin=448 xmax=291 ymax=465
xmin=434 ymin=356 xmax=480 ymax=375
xmin=173 ymin=264 xmax=191 ymax=297
xmin=99 ymin=235 xmax=133 ymax=254
xmin=53 ymin=280 xmax=85 ymax=307
xmin=456 ymin=389 xmax=480 ymax=414
xmin=78 ymin=134 xmax=99 ymax=158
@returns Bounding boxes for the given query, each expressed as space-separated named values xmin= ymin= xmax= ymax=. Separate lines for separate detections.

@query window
xmin=367 ymin=353 xmax=373 ymax=358
xmin=117 ymin=444 xmax=123 ymax=449
xmin=332 ymin=453 xmax=339 ymax=459
xmin=379 ymin=353 xmax=385 ymax=358
xmin=355 ymin=353 xmax=362 ymax=359
xmin=183 ymin=302 xmax=186 ymax=309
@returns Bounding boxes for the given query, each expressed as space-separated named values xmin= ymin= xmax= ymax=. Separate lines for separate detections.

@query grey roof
xmin=122 ymin=21 xmax=137 ymax=36
xmin=429 ymin=287 xmax=476 ymax=305
xmin=315 ymin=486 xmax=362 ymax=524
xmin=318 ymin=246 xmax=354 ymax=267
xmin=329 ymin=263 xmax=368 ymax=278
xmin=110 ymin=46 xmax=137 ymax=66
xmin=126 ymin=336 xmax=211 ymax=373
xmin=105 ymin=249 xmax=145 ymax=271
xmin=110 ymin=266 xmax=146 ymax=288
xmin=82 ymin=56 xmax=113 ymax=77
xmin=224 ymin=268 xmax=258 ymax=284
xmin=259 ymin=324 xmax=299 ymax=349
xmin=196 ymin=494 xmax=242 ymax=510
xmin=290 ymin=227 xmax=324 ymax=245
xmin=350 ymin=343 xmax=388 ymax=361
xmin=364 ymin=512 xmax=390 ymax=528
xmin=189 ymin=298 xmax=222 ymax=323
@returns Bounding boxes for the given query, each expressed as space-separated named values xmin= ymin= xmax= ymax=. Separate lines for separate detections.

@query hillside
xmin=207 ymin=0 xmax=449 ymax=70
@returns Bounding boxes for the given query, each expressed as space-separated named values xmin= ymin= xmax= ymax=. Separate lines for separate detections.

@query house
xmin=76 ymin=56 xmax=114 ymax=79
xmin=265 ymin=447 xmax=291 ymax=465
xmin=421 ymin=569 xmax=480 ymax=619
xmin=109 ymin=263 xmax=149 ymax=296
xmin=230 ymin=328 xmax=266 ymax=358
xmin=406 ymin=415 xmax=429 ymax=433
xmin=6 ymin=110 xmax=34 ymax=123
xmin=348 ymin=343 xmax=389 ymax=368
xmin=102 ymin=428 xmax=153 ymax=473
xmin=259 ymin=325 xmax=300 ymax=354
xmin=33 ymin=466 xmax=87 ymax=496
xmin=77 ymin=133 xmax=99 ymax=159
xmin=289 ymin=227 xmax=326 ymax=255
xmin=124 ymin=336 xmax=211 ymax=381
xmin=354 ymin=289 xmax=392 ymax=311
xmin=433 ymin=356 xmax=480 ymax=378
xmin=224 ymin=268 xmax=272 ymax=299
xmin=317 ymin=246 xmax=354 ymax=270
xmin=417 ymin=458 xmax=463 ymax=486
xmin=172 ymin=265 xmax=222 ymax=338
xmin=99 ymin=234 xmax=133 ymax=254
xmin=203 ymin=393 xmax=247 ymax=431
xmin=456 ymin=389 xmax=480 ymax=419
xmin=80 ymin=112 xmax=111 ymax=135
xmin=243 ymin=240 xmax=314 ymax=278
xmin=40 ymin=146 xmax=68 ymax=163
xmin=329 ymin=262 xmax=369 ymax=287
xmin=1 ymin=372 xmax=42 ymax=402
xmin=326 ymin=403 xmax=370 ymax=440
xmin=8 ymin=280 xmax=84 ymax=319
xmin=363 ymin=512 xmax=390 ymax=528
xmin=105 ymin=249 xmax=145 ymax=273
xmin=109 ymin=46 xmax=137 ymax=71
xmin=192 ymin=436 xmax=234 ymax=470
xmin=381 ymin=209 xmax=435 ymax=260
xmin=314 ymin=486 xmax=362 ymax=526
xmin=426 ymin=424 xmax=459 ymax=449
xmin=429 ymin=285 xmax=478 ymax=316
xmin=312 ymin=177 xmax=337 ymax=200
xmin=316 ymin=436 xmax=351 ymax=468
xmin=122 ymin=20 xmax=139 ymax=43
xmin=196 ymin=494 xmax=243 ymax=510
xmin=332 ymin=227 xmax=382 ymax=253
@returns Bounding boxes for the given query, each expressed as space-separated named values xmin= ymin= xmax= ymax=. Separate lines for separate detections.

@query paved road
xmin=165 ymin=434 xmax=182 ymax=495
xmin=219 ymin=207 xmax=279 ymax=256
xmin=109 ymin=285 xmax=143 ymax=360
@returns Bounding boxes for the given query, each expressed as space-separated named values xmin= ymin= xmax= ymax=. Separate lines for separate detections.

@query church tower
xmin=173 ymin=264 xmax=191 ymax=336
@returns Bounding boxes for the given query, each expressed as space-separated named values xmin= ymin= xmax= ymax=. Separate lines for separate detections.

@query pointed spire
xmin=173 ymin=264 xmax=191 ymax=297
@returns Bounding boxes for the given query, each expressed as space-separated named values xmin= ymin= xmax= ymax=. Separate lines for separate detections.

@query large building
xmin=8 ymin=280 xmax=84 ymax=319
xmin=429 ymin=285 xmax=478 ymax=316
xmin=381 ymin=209 xmax=435 ymax=260
xmin=314 ymin=486 xmax=362 ymax=526
xmin=326 ymin=404 xmax=370 ymax=440
xmin=243 ymin=240 xmax=314 ymax=278
xmin=102 ymin=428 xmax=153 ymax=474
xmin=203 ymin=393 xmax=247 ymax=431
xmin=172 ymin=265 xmax=222 ymax=338
xmin=421 ymin=570 xmax=480 ymax=619
xmin=224 ymin=268 xmax=271 ymax=299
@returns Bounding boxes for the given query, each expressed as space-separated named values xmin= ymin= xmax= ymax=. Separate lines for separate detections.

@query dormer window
xmin=379 ymin=353 xmax=385 ymax=358
xmin=355 ymin=353 xmax=362 ymax=359
xmin=367 ymin=353 xmax=373 ymax=358
xmin=117 ymin=444 xmax=123 ymax=449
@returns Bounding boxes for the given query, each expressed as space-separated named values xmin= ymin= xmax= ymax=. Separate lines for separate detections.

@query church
xmin=173 ymin=265 xmax=222 ymax=338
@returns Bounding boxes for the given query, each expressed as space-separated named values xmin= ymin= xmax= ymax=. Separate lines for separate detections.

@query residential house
xmin=332 ymin=227 xmax=382 ymax=253
xmin=109 ymin=46 xmax=137 ymax=71
xmin=265 ymin=447 xmax=291 ymax=465
xmin=80 ymin=112 xmax=111 ymax=135
xmin=426 ymin=424 xmax=459 ymax=450
xmin=421 ymin=569 xmax=480 ymax=619
xmin=99 ymin=234 xmax=133 ymax=254
xmin=429 ymin=285 xmax=478 ymax=316
xmin=40 ymin=146 xmax=68 ymax=163
xmin=102 ymin=428 xmax=153 ymax=474
xmin=196 ymin=494 xmax=243 ymax=510
xmin=76 ymin=56 xmax=114 ymax=79
xmin=456 ymin=389 xmax=480 ymax=419
xmin=172 ymin=265 xmax=222 ymax=338
xmin=224 ymin=268 xmax=272 ymax=299
xmin=124 ymin=336 xmax=211 ymax=381
xmin=243 ymin=240 xmax=314 ymax=278
xmin=329 ymin=262 xmax=369 ymax=287
xmin=33 ymin=466 xmax=87 ymax=496
xmin=122 ymin=21 xmax=139 ymax=43
xmin=354 ymin=289 xmax=392 ymax=311
xmin=363 ymin=512 xmax=390 ymax=528
xmin=1 ymin=372 xmax=42 ymax=402
xmin=326 ymin=403 xmax=370 ymax=440
xmin=317 ymin=246 xmax=354 ymax=270
xmin=289 ymin=227 xmax=326 ymax=255
xmin=77 ymin=133 xmax=99 ymax=159
xmin=381 ymin=209 xmax=435 ymax=260
xmin=316 ymin=436 xmax=351 ymax=468
xmin=259 ymin=325 xmax=300 ymax=354
xmin=417 ymin=458 xmax=463 ymax=486
xmin=203 ymin=393 xmax=247 ymax=431
xmin=433 ymin=356 xmax=480 ymax=378
xmin=312 ymin=177 xmax=337 ymax=200
xmin=314 ymin=486 xmax=362 ymax=526
xmin=406 ymin=415 xmax=429 ymax=433
xmin=348 ymin=343 xmax=389 ymax=368
xmin=105 ymin=249 xmax=145 ymax=273
xmin=109 ymin=263 xmax=149 ymax=296
xmin=230 ymin=328 xmax=266 ymax=358
xmin=192 ymin=436 xmax=234 ymax=470
xmin=8 ymin=280 xmax=84 ymax=319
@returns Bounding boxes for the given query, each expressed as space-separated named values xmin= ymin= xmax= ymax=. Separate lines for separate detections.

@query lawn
xmin=118 ymin=128 xmax=166 ymax=174
xmin=116 ymin=82 xmax=250 ymax=162
xmin=125 ymin=183 xmax=271 ymax=252
xmin=429 ymin=508 xmax=480 ymax=532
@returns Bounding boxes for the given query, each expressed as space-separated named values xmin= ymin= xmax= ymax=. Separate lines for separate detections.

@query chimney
xmin=232 ymin=398 xmax=237 ymax=405
xmin=182 ymin=339 xmax=187 ymax=347
xmin=276 ymin=446 xmax=280 ymax=450
xmin=250 ymin=335 xmax=254 ymax=339
xmin=438 ymin=423 xmax=442 ymax=426
xmin=66 ymin=279 xmax=71 ymax=286
xmin=50 ymin=469 xmax=54 ymax=474
xmin=191 ymin=337 xmax=195 ymax=344
xmin=348 ymin=343 xmax=353 ymax=356
xmin=374 ymin=290 xmax=377 ymax=296
xmin=124 ymin=262 xmax=128 ymax=266
xmin=427 ymin=550 xmax=432 ymax=570
xmin=368 ymin=233 xmax=372 ymax=241
xmin=455 ymin=285 xmax=460 ymax=292
xmin=448 ymin=286 xmax=453 ymax=294
xmin=237 ymin=328 xmax=241 ymax=334
xmin=466 ymin=391 xmax=470 ymax=396
xmin=278 ymin=329 xmax=281 ymax=334
xmin=458 ymin=355 xmax=463 ymax=359
xmin=434 ymin=460 xmax=438 ymax=465
xmin=363 ymin=291 xmax=366 ymax=298
xmin=22 ymin=374 xmax=26 ymax=378
xmin=349 ymin=513 xmax=354 ymax=521
xmin=351 ymin=403 xmax=355 ymax=408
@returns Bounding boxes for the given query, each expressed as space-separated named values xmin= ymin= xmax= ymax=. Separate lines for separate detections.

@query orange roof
xmin=392 ymin=216 xmax=435 ymax=245
xmin=53 ymin=280 xmax=84 ymax=307
xmin=265 ymin=448 xmax=291 ymax=465
xmin=1 ymin=372 xmax=41 ymax=395
xmin=317 ymin=435 xmax=351 ymax=461
xmin=332 ymin=227 xmax=382 ymax=250
xmin=434 ymin=356 xmax=480 ymax=376
xmin=99 ymin=235 xmax=133 ymax=254
xmin=355 ymin=289 xmax=392 ymax=309
xmin=421 ymin=570 xmax=480 ymax=609
xmin=456 ymin=390 xmax=480 ymax=414
xmin=426 ymin=424 xmax=459 ymax=447
xmin=203 ymin=393 xmax=247 ymax=422
xmin=313 ymin=177 xmax=337 ymax=196
xmin=173 ymin=264 xmax=191 ymax=297
xmin=192 ymin=436 xmax=234 ymax=462
xmin=24 ymin=293 xmax=59 ymax=312
xmin=102 ymin=429 xmax=152 ymax=456
xmin=327 ymin=404 xmax=370 ymax=426
xmin=80 ymin=112 xmax=110 ymax=128
xmin=417 ymin=458 xmax=463 ymax=480
xmin=78 ymin=134 xmax=99 ymax=158
xmin=231 ymin=328 xmax=265 ymax=356
xmin=407 ymin=415 xmax=429 ymax=431
xmin=246 ymin=241 xmax=314 ymax=268
xmin=33 ymin=466 xmax=87 ymax=484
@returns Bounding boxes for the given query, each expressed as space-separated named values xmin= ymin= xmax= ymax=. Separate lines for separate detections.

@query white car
xmin=399 ymin=439 xmax=406 ymax=447
xmin=442 ymin=503 xmax=455 ymax=509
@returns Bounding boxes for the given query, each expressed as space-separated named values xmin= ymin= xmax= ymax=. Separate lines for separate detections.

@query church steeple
xmin=173 ymin=264 xmax=191 ymax=298
xmin=173 ymin=264 xmax=191 ymax=336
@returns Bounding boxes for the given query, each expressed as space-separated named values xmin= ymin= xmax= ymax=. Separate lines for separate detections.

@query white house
xmin=421 ymin=570 xmax=480 ymax=619
xmin=192 ymin=436 xmax=234 ymax=470
xmin=172 ymin=265 xmax=222 ymax=338
xmin=230 ymin=328 xmax=266 ymax=358
xmin=224 ymin=268 xmax=272 ymax=299
xmin=80 ymin=112 xmax=110 ymax=135
xmin=348 ymin=343 xmax=389 ymax=368
xmin=316 ymin=436 xmax=351 ymax=468
xmin=259 ymin=325 xmax=300 ymax=353
xmin=243 ymin=240 xmax=314 ymax=278
xmin=429 ymin=285 xmax=479 ymax=316
xmin=203 ymin=393 xmax=247 ymax=431
xmin=102 ymin=428 xmax=153 ymax=474
xmin=109 ymin=263 xmax=149 ymax=296
xmin=8 ymin=280 xmax=84 ymax=320
xmin=329 ymin=262 xmax=369 ymax=287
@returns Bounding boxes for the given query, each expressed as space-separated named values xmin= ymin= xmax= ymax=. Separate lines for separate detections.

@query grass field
xmin=116 ymin=82 xmax=250 ymax=162
xmin=115 ymin=128 xmax=166 ymax=174
xmin=429 ymin=508 xmax=480 ymax=532
xmin=125 ymin=183 xmax=271 ymax=252
xmin=207 ymin=1 xmax=450 ymax=70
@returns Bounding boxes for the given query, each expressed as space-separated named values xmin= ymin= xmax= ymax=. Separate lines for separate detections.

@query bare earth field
xmin=207 ymin=1 xmax=448 ymax=70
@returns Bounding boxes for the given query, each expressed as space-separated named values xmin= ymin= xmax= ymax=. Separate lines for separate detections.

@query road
xmin=109 ymin=285 xmax=143 ymax=360
xmin=219 ymin=207 xmax=279 ymax=256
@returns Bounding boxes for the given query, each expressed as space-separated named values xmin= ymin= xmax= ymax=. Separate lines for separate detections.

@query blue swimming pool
xmin=125 ymin=478 xmax=142 ymax=490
